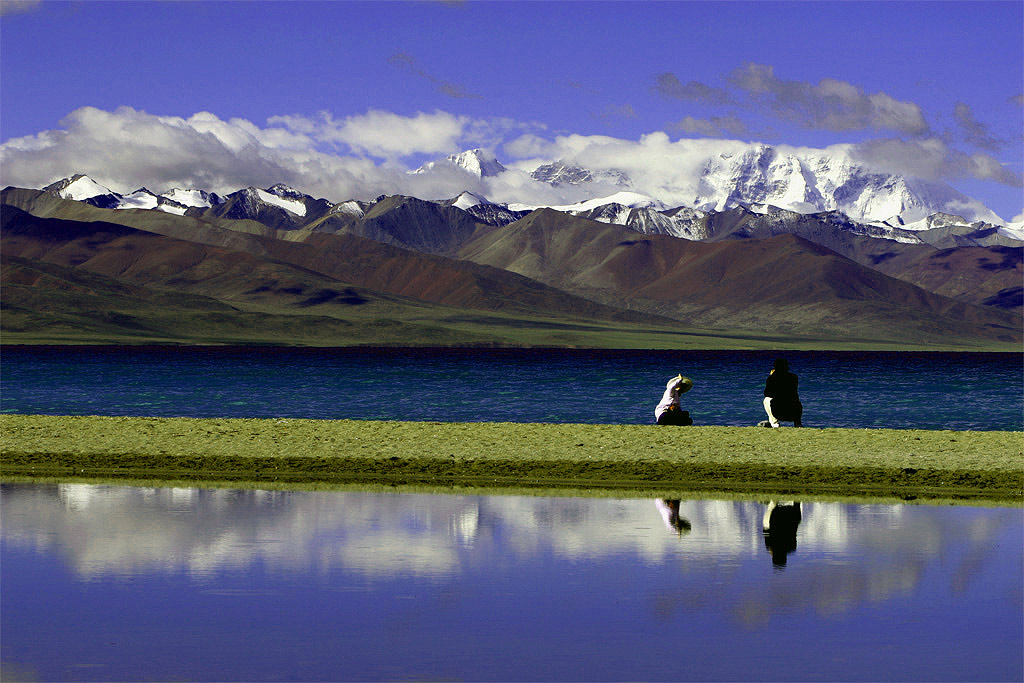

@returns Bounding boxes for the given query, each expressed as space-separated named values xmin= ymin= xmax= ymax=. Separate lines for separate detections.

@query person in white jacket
xmin=654 ymin=374 xmax=693 ymax=425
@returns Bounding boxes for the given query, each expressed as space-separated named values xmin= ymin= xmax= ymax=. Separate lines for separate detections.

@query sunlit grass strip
xmin=2 ymin=415 xmax=1021 ymax=502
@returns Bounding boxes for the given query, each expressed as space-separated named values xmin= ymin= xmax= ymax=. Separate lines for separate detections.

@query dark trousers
xmin=657 ymin=409 xmax=692 ymax=426
xmin=768 ymin=398 xmax=803 ymax=426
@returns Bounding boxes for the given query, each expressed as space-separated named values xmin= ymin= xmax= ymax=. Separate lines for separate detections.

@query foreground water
xmin=1 ymin=483 xmax=1020 ymax=682
xmin=2 ymin=346 xmax=1021 ymax=430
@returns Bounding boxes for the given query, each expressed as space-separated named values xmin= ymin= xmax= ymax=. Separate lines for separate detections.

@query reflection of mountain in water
xmin=1 ymin=484 xmax=1016 ymax=621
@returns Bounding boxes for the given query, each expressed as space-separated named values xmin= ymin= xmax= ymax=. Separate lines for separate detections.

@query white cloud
xmin=850 ymin=137 xmax=1022 ymax=187
xmin=0 ymin=106 xmax=1017 ymax=217
xmin=269 ymin=109 xmax=470 ymax=159
xmin=654 ymin=73 xmax=732 ymax=104
xmin=0 ymin=106 xmax=396 ymax=200
xmin=0 ymin=106 xmax=552 ymax=204
xmin=952 ymin=102 xmax=1004 ymax=152
xmin=727 ymin=63 xmax=929 ymax=135
xmin=0 ymin=0 xmax=41 ymax=16
xmin=506 ymin=131 xmax=750 ymax=205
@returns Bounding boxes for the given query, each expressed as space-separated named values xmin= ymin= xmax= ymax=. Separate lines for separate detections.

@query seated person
xmin=655 ymin=374 xmax=693 ymax=425
xmin=763 ymin=358 xmax=802 ymax=427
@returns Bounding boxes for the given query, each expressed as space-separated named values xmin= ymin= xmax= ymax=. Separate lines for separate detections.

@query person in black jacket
xmin=763 ymin=358 xmax=802 ymax=427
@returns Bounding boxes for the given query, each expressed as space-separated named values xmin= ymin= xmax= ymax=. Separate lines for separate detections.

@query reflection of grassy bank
xmin=2 ymin=414 xmax=1021 ymax=503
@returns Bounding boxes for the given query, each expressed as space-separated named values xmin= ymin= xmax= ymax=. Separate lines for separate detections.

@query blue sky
xmin=1 ymin=0 xmax=1021 ymax=221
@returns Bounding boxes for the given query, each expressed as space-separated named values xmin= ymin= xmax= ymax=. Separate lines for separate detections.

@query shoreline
xmin=4 ymin=342 xmax=1022 ymax=353
xmin=2 ymin=414 xmax=1021 ymax=503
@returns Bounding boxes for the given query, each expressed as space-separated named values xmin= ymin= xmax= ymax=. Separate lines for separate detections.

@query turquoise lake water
xmin=1 ymin=346 xmax=1021 ymax=430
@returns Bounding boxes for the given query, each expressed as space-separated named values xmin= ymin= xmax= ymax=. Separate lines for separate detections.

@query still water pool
xmin=2 ymin=346 xmax=1022 ymax=430
xmin=1 ymin=483 xmax=1021 ymax=681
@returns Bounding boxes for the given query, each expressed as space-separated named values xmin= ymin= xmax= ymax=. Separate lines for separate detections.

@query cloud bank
xmin=0 ymin=105 xmax=1018 ymax=221
xmin=726 ymin=63 xmax=930 ymax=136
xmin=0 ymin=0 xmax=41 ymax=17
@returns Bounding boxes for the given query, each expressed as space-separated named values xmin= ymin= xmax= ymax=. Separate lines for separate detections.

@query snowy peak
xmin=161 ymin=188 xmax=223 ymax=209
xmin=221 ymin=185 xmax=325 ymax=218
xmin=520 ymin=144 xmax=1004 ymax=227
xmin=530 ymin=162 xmax=632 ymax=189
xmin=509 ymin=191 xmax=664 ymax=214
xmin=255 ymin=187 xmax=307 ymax=216
xmin=450 ymin=191 xmax=489 ymax=210
xmin=415 ymin=148 xmax=507 ymax=178
xmin=901 ymin=212 xmax=988 ymax=231
xmin=119 ymin=188 xmax=160 ymax=210
xmin=447 ymin=149 xmax=506 ymax=177
xmin=25 ymin=159 xmax=1021 ymax=244
xmin=40 ymin=175 xmax=227 ymax=215
xmin=209 ymin=185 xmax=333 ymax=226
xmin=43 ymin=174 xmax=116 ymax=203
xmin=689 ymin=145 xmax=1001 ymax=226
xmin=431 ymin=191 xmax=530 ymax=227
xmin=329 ymin=200 xmax=367 ymax=218
xmin=266 ymin=183 xmax=306 ymax=201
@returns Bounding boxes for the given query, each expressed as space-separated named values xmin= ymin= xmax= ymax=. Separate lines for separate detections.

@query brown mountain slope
xmin=10 ymin=186 xmax=1019 ymax=314
xmin=1 ymin=192 xmax=679 ymax=327
xmin=0 ymin=187 xmax=280 ymax=248
xmin=0 ymin=253 xmax=506 ymax=346
xmin=0 ymin=206 xmax=421 ymax=312
xmin=732 ymin=211 xmax=1023 ymax=311
xmin=0 ymin=204 xmax=684 ymax=333
xmin=327 ymin=195 xmax=490 ymax=256
xmin=458 ymin=209 xmax=1022 ymax=345
xmin=864 ymin=244 xmax=1022 ymax=310
xmin=4 ymin=188 xmax=1020 ymax=348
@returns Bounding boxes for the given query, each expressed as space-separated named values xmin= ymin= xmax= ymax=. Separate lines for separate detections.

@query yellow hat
xmin=668 ymin=374 xmax=693 ymax=393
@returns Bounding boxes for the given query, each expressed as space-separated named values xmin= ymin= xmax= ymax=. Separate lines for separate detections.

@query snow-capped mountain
xmin=448 ymin=191 xmax=488 ymax=211
xmin=117 ymin=188 xmax=187 ymax=214
xmin=897 ymin=212 xmax=1024 ymax=242
xmin=255 ymin=184 xmax=309 ymax=217
xmin=414 ymin=149 xmax=507 ymax=178
xmin=42 ymin=174 xmax=224 ymax=215
xmin=207 ymin=185 xmax=336 ymax=227
xmin=44 ymin=174 xmax=113 ymax=202
xmin=30 ymin=166 xmax=1022 ymax=246
xmin=509 ymin=191 xmax=665 ymax=215
xmin=530 ymin=162 xmax=631 ymax=188
xmin=520 ymin=144 xmax=1006 ymax=228
xmin=435 ymin=191 xmax=528 ymax=226
xmin=328 ymin=200 xmax=368 ymax=218
xmin=43 ymin=174 xmax=122 ymax=209
xmin=161 ymin=188 xmax=224 ymax=209
xmin=685 ymin=145 xmax=997 ymax=225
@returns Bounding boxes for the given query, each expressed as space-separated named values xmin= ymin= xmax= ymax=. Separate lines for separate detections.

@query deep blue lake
xmin=1 ymin=346 xmax=1021 ymax=430
xmin=1 ymin=483 xmax=1021 ymax=682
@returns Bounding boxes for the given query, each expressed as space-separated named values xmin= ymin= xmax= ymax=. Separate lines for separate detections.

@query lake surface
xmin=2 ymin=346 xmax=1021 ymax=430
xmin=1 ymin=483 xmax=1021 ymax=682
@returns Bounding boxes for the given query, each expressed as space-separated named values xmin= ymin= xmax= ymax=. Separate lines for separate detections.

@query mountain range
xmin=1 ymin=159 xmax=1021 ymax=350
xmin=413 ymin=146 xmax=1019 ymax=229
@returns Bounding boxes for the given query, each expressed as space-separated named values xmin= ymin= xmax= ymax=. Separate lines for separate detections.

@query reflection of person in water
xmin=655 ymin=499 xmax=692 ymax=535
xmin=763 ymin=358 xmax=803 ymax=427
xmin=762 ymin=501 xmax=801 ymax=567
xmin=654 ymin=374 xmax=693 ymax=425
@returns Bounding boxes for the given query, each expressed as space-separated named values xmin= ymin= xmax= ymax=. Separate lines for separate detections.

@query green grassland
xmin=2 ymin=414 xmax=1020 ymax=503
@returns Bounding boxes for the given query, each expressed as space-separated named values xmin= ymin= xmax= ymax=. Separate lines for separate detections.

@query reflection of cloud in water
xmin=1 ymin=484 xmax=1018 ymax=622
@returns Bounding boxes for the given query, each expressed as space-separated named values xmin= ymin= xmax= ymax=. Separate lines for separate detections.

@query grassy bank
xmin=2 ymin=414 xmax=1021 ymax=502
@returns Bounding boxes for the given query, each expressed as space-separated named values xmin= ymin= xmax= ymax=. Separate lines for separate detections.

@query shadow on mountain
xmin=2 ymin=187 xmax=1021 ymax=349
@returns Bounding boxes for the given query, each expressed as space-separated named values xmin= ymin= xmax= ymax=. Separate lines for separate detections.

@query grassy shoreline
xmin=2 ymin=414 xmax=1021 ymax=503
